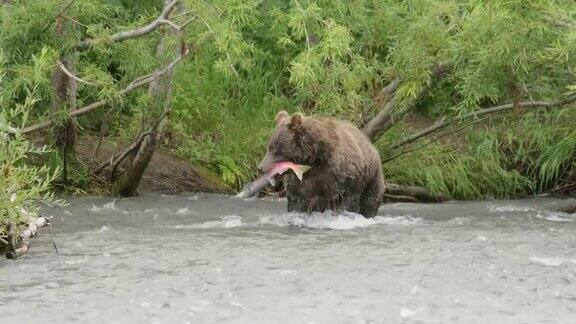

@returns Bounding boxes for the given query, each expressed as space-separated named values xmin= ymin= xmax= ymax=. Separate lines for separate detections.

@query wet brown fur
xmin=259 ymin=111 xmax=385 ymax=218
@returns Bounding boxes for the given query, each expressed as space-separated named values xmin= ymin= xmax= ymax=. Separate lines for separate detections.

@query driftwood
xmin=5 ymin=216 xmax=51 ymax=259
xmin=382 ymin=193 xmax=418 ymax=203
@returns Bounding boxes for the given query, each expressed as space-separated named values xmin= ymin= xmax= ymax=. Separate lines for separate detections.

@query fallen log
xmin=384 ymin=184 xmax=451 ymax=202
xmin=5 ymin=216 xmax=51 ymax=259
xmin=382 ymin=193 xmax=419 ymax=203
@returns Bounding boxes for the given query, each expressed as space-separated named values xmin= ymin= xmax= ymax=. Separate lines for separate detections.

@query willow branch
xmin=57 ymin=60 xmax=96 ymax=86
xmin=390 ymin=117 xmax=446 ymax=150
xmin=21 ymin=53 xmax=186 ymax=135
xmin=384 ymin=114 xmax=494 ymax=163
xmin=388 ymin=93 xmax=576 ymax=154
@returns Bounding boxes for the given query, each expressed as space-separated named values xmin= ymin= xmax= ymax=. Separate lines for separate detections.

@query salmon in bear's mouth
xmin=236 ymin=162 xmax=311 ymax=198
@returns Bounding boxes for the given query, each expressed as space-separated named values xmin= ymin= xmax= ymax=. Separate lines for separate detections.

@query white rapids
xmin=1 ymin=194 xmax=575 ymax=323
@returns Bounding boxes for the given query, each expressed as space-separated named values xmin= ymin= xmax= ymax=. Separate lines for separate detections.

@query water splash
xmin=176 ymin=206 xmax=198 ymax=215
xmin=89 ymin=200 xmax=117 ymax=212
xmin=258 ymin=212 xmax=422 ymax=230
xmin=530 ymin=256 xmax=576 ymax=267
xmin=175 ymin=215 xmax=243 ymax=229
xmin=536 ymin=212 xmax=575 ymax=222
xmin=487 ymin=204 xmax=535 ymax=212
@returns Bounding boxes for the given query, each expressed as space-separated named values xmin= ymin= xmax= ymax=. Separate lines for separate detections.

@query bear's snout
xmin=257 ymin=156 xmax=272 ymax=173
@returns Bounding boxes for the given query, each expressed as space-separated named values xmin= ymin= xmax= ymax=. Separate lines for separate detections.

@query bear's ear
xmin=288 ymin=113 xmax=304 ymax=130
xmin=276 ymin=111 xmax=289 ymax=125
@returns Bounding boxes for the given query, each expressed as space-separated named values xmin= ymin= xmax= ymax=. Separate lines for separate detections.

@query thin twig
xmin=389 ymin=117 xmax=446 ymax=150
xmin=49 ymin=222 xmax=60 ymax=255
xmin=151 ymin=109 xmax=170 ymax=132
xmin=110 ymin=132 xmax=150 ymax=176
xmin=172 ymin=10 xmax=193 ymax=19
xmin=94 ymin=133 xmax=143 ymax=174
xmin=40 ymin=0 xmax=76 ymax=33
xmin=96 ymin=107 xmax=169 ymax=176
xmin=62 ymin=14 xmax=87 ymax=28
xmin=198 ymin=15 xmax=214 ymax=33
xmin=94 ymin=107 xmax=114 ymax=158
xmin=158 ymin=18 xmax=181 ymax=31
xmin=180 ymin=15 xmax=198 ymax=29
xmin=293 ymin=0 xmax=311 ymax=49
xmin=359 ymin=77 xmax=401 ymax=128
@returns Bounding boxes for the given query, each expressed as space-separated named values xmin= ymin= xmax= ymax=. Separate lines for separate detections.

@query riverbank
xmin=75 ymin=136 xmax=233 ymax=195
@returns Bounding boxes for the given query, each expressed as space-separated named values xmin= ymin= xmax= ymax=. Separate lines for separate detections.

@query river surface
xmin=1 ymin=194 xmax=576 ymax=323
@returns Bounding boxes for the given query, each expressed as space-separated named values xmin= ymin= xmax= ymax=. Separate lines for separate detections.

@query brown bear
xmin=258 ymin=111 xmax=385 ymax=218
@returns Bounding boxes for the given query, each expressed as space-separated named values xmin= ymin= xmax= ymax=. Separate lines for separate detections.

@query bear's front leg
xmin=287 ymin=194 xmax=306 ymax=213
xmin=339 ymin=192 xmax=362 ymax=214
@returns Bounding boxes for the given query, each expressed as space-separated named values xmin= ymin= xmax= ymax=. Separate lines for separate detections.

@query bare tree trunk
xmin=110 ymin=0 xmax=183 ymax=197
xmin=50 ymin=10 xmax=79 ymax=185
xmin=363 ymin=63 xmax=451 ymax=142
xmin=359 ymin=77 xmax=401 ymax=129
xmin=112 ymin=135 xmax=158 ymax=196
xmin=51 ymin=55 xmax=78 ymax=185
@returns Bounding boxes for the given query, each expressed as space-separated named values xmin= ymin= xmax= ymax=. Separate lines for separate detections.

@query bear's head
xmin=258 ymin=111 xmax=323 ymax=173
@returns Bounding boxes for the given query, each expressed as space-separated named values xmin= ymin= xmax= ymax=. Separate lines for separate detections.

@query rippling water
xmin=1 ymin=194 xmax=575 ymax=323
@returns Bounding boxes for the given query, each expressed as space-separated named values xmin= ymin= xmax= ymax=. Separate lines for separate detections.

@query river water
xmin=1 ymin=194 xmax=575 ymax=323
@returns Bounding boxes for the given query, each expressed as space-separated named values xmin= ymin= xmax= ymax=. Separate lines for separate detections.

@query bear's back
xmin=310 ymin=116 xmax=382 ymax=176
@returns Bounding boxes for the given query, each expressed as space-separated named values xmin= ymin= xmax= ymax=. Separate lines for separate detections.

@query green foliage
xmin=2 ymin=0 xmax=575 ymax=198
xmin=500 ymin=110 xmax=576 ymax=192
xmin=171 ymin=47 xmax=288 ymax=188
xmin=379 ymin=123 xmax=532 ymax=200
xmin=0 ymin=55 xmax=59 ymax=234
xmin=170 ymin=0 xmax=575 ymax=196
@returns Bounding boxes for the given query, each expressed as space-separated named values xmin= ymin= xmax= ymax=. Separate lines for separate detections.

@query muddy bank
xmin=76 ymin=136 xmax=233 ymax=195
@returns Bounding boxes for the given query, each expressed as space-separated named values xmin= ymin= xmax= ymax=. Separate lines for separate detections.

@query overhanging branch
xmin=385 ymin=93 xmax=576 ymax=160
xmin=21 ymin=53 xmax=187 ymax=135
xmin=77 ymin=0 xmax=182 ymax=50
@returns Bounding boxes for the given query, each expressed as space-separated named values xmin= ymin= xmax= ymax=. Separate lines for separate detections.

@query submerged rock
xmin=557 ymin=198 xmax=576 ymax=214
